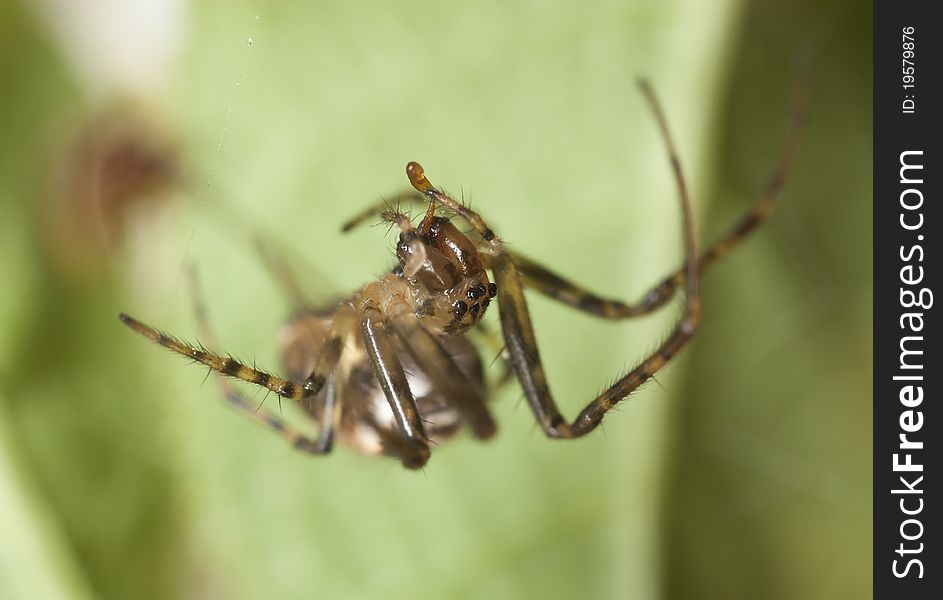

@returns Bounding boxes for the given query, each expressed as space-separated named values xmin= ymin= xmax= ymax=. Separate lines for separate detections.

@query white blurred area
xmin=26 ymin=0 xmax=189 ymax=101
xmin=25 ymin=0 xmax=191 ymax=284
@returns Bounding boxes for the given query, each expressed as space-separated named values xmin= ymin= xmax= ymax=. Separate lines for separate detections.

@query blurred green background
xmin=0 ymin=1 xmax=871 ymax=599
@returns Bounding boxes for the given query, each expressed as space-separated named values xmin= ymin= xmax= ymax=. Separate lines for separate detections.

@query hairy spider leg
xmin=405 ymin=79 xmax=700 ymax=438
xmin=121 ymin=308 xmax=352 ymax=416
xmin=360 ymin=306 xmax=432 ymax=468
xmin=391 ymin=316 xmax=497 ymax=439
xmin=246 ymin=238 xmax=348 ymax=398
xmin=340 ymin=191 xmax=432 ymax=233
xmin=121 ymin=300 xmax=352 ymax=407
xmin=121 ymin=313 xmax=314 ymax=400
xmin=342 ymin=65 xmax=807 ymax=323
xmin=339 ymin=191 xmax=425 ymax=234
xmin=186 ymin=267 xmax=338 ymax=453
xmin=255 ymin=237 xmax=344 ymax=398
xmin=250 ymin=236 xmax=355 ymax=408
xmin=510 ymin=67 xmax=809 ymax=319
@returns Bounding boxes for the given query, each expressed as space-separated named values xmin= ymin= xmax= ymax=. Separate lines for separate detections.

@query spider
xmin=119 ymin=80 xmax=806 ymax=469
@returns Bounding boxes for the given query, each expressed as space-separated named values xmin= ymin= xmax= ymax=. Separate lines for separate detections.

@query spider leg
xmin=502 ymin=80 xmax=699 ymax=437
xmin=405 ymin=80 xmax=700 ymax=438
xmin=174 ymin=267 xmax=338 ymax=453
xmin=249 ymin=238 xmax=349 ymax=399
xmin=340 ymin=191 xmax=427 ymax=233
xmin=391 ymin=316 xmax=497 ymax=440
xmin=120 ymin=313 xmax=322 ymax=402
xmin=210 ymin=369 xmax=338 ymax=454
xmin=468 ymin=321 xmax=513 ymax=388
xmin=298 ymin=334 xmax=344 ymax=396
xmin=356 ymin=413 xmax=435 ymax=464
xmin=360 ymin=307 xmax=431 ymax=468
xmin=506 ymin=69 xmax=809 ymax=319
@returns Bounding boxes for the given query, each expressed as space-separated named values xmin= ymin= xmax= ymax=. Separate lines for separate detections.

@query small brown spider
xmin=120 ymin=80 xmax=806 ymax=469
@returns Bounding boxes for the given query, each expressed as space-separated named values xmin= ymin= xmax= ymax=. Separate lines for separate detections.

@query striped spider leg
xmin=510 ymin=70 xmax=809 ymax=320
xmin=118 ymin=289 xmax=349 ymax=455
xmin=120 ymin=72 xmax=806 ymax=465
xmin=396 ymin=79 xmax=698 ymax=438
xmin=120 ymin=190 xmax=497 ymax=468
xmin=186 ymin=266 xmax=339 ymax=454
xmin=341 ymin=67 xmax=808 ymax=323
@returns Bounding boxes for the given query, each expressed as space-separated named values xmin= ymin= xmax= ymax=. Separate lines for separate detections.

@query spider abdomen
xmin=279 ymin=307 xmax=485 ymax=458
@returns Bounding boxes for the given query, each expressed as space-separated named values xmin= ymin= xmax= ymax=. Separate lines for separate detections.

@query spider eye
xmin=468 ymin=283 xmax=487 ymax=300
xmin=454 ymin=300 xmax=468 ymax=316
xmin=488 ymin=282 xmax=497 ymax=297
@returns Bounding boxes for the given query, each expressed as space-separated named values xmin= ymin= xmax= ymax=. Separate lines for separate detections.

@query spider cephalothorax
xmin=120 ymin=79 xmax=806 ymax=468
xmin=394 ymin=211 xmax=496 ymax=334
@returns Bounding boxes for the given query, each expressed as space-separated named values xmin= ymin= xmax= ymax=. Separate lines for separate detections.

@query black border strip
xmin=874 ymin=1 xmax=939 ymax=597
